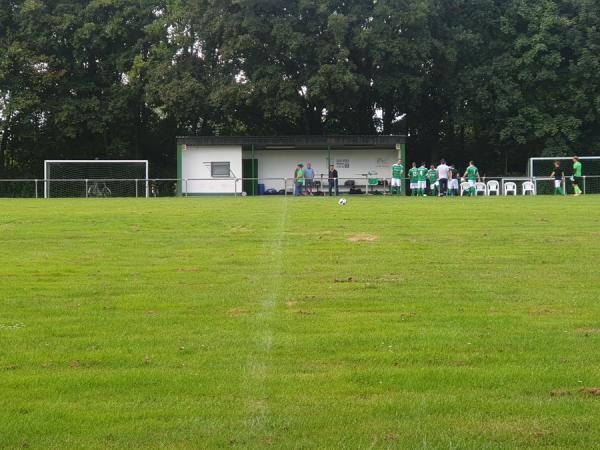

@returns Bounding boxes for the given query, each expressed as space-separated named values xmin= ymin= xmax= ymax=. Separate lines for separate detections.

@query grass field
xmin=1 ymin=196 xmax=600 ymax=449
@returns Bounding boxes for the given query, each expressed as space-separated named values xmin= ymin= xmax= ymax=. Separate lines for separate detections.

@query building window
xmin=336 ymin=159 xmax=350 ymax=169
xmin=211 ymin=162 xmax=230 ymax=177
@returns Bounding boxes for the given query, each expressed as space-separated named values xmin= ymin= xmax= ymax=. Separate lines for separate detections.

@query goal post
xmin=528 ymin=156 xmax=600 ymax=195
xmin=44 ymin=160 xmax=149 ymax=198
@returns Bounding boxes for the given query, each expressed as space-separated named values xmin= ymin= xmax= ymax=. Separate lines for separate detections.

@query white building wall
xmin=182 ymin=145 xmax=242 ymax=194
xmin=243 ymin=149 xmax=399 ymax=191
xmin=181 ymin=145 xmax=399 ymax=194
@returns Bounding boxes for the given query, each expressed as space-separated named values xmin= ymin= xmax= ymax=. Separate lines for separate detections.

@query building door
xmin=242 ymin=159 xmax=258 ymax=195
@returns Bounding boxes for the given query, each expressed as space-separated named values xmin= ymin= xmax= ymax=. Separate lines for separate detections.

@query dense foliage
xmin=1 ymin=0 xmax=599 ymax=176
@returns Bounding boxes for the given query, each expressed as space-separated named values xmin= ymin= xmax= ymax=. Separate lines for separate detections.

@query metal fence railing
xmin=1 ymin=176 xmax=599 ymax=198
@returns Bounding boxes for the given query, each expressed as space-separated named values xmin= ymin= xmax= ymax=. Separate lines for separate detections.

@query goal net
xmin=44 ymin=160 xmax=149 ymax=198
xmin=528 ymin=156 xmax=600 ymax=195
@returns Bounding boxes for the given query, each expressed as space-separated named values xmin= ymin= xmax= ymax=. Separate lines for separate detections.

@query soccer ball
xmin=460 ymin=177 xmax=466 ymax=182
xmin=338 ymin=198 xmax=347 ymax=205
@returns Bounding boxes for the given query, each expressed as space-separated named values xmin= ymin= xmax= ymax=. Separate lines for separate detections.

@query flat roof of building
xmin=176 ymin=135 xmax=405 ymax=150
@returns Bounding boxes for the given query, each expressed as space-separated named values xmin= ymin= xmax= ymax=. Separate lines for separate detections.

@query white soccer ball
xmin=338 ymin=198 xmax=347 ymax=205
xmin=460 ymin=177 xmax=466 ymax=182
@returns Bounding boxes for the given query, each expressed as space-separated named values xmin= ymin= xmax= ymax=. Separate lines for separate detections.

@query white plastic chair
xmin=522 ymin=181 xmax=535 ymax=196
xmin=486 ymin=180 xmax=500 ymax=196
xmin=504 ymin=181 xmax=517 ymax=195
xmin=460 ymin=181 xmax=471 ymax=196
xmin=475 ymin=182 xmax=487 ymax=196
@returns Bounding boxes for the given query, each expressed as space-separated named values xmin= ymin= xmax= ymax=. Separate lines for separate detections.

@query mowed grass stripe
xmin=243 ymin=196 xmax=289 ymax=443
xmin=0 ymin=197 xmax=599 ymax=449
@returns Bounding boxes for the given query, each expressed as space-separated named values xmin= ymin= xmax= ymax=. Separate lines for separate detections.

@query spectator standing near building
xmin=294 ymin=163 xmax=305 ymax=196
xmin=328 ymin=165 xmax=339 ymax=196
xmin=550 ymin=161 xmax=565 ymax=195
xmin=436 ymin=159 xmax=450 ymax=196
xmin=463 ymin=161 xmax=481 ymax=196
xmin=391 ymin=159 xmax=404 ymax=195
xmin=304 ymin=162 xmax=315 ymax=196
xmin=408 ymin=162 xmax=419 ymax=196
xmin=572 ymin=156 xmax=583 ymax=196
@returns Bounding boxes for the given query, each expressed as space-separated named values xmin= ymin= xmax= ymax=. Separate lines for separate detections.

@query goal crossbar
xmin=528 ymin=156 xmax=600 ymax=177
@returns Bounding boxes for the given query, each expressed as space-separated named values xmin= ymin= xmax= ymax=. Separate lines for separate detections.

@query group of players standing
xmin=550 ymin=156 xmax=583 ymax=196
xmin=391 ymin=156 xmax=584 ymax=197
xmin=390 ymin=159 xmax=481 ymax=196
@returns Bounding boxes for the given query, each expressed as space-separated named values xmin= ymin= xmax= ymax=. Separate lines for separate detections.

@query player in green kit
xmin=417 ymin=162 xmax=428 ymax=196
xmin=572 ymin=156 xmax=583 ymax=196
xmin=463 ymin=161 xmax=480 ymax=196
xmin=391 ymin=159 xmax=404 ymax=195
xmin=407 ymin=162 xmax=419 ymax=196
xmin=428 ymin=164 xmax=438 ymax=196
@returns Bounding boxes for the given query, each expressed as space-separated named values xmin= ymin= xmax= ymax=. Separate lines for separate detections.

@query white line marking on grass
xmin=245 ymin=197 xmax=288 ymax=435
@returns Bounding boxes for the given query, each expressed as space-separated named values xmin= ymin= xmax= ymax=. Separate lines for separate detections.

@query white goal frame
xmin=44 ymin=160 xmax=149 ymax=198
xmin=528 ymin=156 xmax=600 ymax=177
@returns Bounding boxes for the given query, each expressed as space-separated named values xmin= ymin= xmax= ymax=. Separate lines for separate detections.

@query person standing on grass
xmin=417 ymin=162 xmax=428 ymax=196
xmin=447 ymin=164 xmax=458 ymax=196
xmin=391 ymin=159 xmax=404 ymax=195
xmin=572 ymin=156 xmax=583 ymax=196
xmin=408 ymin=162 xmax=419 ymax=196
xmin=328 ymin=164 xmax=339 ymax=196
xmin=436 ymin=159 xmax=449 ymax=196
xmin=304 ymin=162 xmax=315 ymax=196
xmin=463 ymin=161 xmax=481 ymax=196
xmin=550 ymin=161 xmax=565 ymax=195
xmin=428 ymin=164 xmax=438 ymax=196
xmin=294 ymin=163 xmax=305 ymax=196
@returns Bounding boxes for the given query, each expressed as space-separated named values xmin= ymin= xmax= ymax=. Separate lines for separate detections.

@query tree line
xmin=1 ymin=0 xmax=599 ymax=177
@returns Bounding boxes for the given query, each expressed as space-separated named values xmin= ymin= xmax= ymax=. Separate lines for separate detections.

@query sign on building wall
xmin=336 ymin=159 xmax=350 ymax=168
xmin=376 ymin=158 xmax=388 ymax=168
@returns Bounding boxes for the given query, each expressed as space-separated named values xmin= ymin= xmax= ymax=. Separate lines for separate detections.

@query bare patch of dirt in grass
xmin=528 ymin=308 xmax=554 ymax=316
xmin=580 ymin=387 xmax=600 ymax=396
xmin=550 ymin=389 xmax=571 ymax=397
xmin=285 ymin=301 xmax=298 ymax=307
xmin=176 ymin=267 xmax=200 ymax=273
xmin=248 ymin=399 xmax=267 ymax=411
xmin=348 ymin=233 xmax=378 ymax=243
xmin=368 ymin=274 xmax=405 ymax=283
xmin=334 ymin=276 xmax=355 ymax=283
xmin=451 ymin=360 xmax=470 ymax=367
xmin=295 ymin=310 xmax=315 ymax=316
xmin=69 ymin=360 xmax=81 ymax=369
xmin=229 ymin=307 xmax=248 ymax=317
xmin=575 ymin=327 xmax=600 ymax=334
xmin=229 ymin=225 xmax=253 ymax=233
xmin=2 ymin=364 xmax=19 ymax=370
xmin=385 ymin=433 xmax=400 ymax=442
